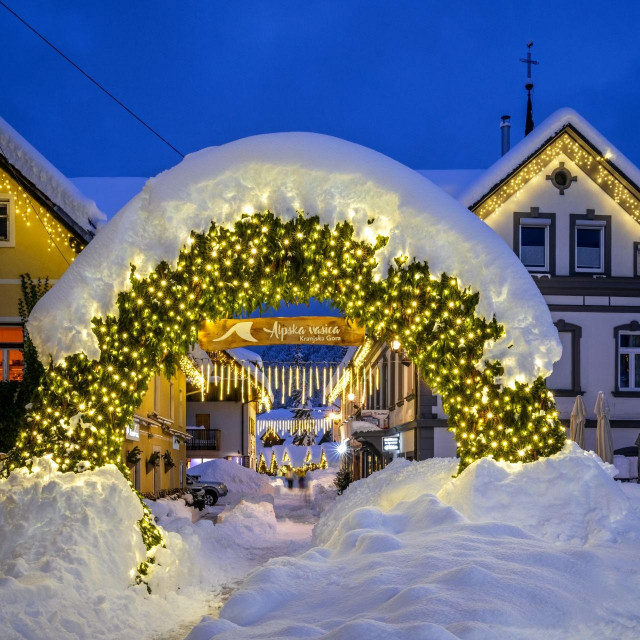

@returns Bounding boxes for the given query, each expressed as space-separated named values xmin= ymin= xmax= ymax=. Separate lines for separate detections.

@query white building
xmin=335 ymin=108 xmax=640 ymax=467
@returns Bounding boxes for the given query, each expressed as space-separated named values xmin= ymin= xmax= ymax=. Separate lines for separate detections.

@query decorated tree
xmin=257 ymin=452 xmax=268 ymax=474
xmin=269 ymin=451 xmax=278 ymax=476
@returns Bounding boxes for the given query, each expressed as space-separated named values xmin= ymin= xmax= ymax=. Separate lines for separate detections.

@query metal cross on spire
xmin=520 ymin=41 xmax=539 ymax=79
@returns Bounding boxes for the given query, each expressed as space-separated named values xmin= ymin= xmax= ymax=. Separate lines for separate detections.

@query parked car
xmin=186 ymin=473 xmax=228 ymax=508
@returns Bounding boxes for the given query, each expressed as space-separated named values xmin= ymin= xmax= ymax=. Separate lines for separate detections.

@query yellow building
xmin=0 ymin=116 xmax=188 ymax=493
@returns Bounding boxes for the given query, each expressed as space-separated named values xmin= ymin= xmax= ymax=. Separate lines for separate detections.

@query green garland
xmin=3 ymin=210 xmax=565 ymax=565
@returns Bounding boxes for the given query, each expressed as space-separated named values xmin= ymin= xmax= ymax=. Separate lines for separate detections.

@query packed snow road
xmin=160 ymin=483 xmax=325 ymax=640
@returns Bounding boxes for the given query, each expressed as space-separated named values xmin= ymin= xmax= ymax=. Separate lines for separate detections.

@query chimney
xmin=500 ymin=115 xmax=511 ymax=156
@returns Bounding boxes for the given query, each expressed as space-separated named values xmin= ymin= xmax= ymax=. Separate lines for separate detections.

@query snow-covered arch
xmin=29 ymin=132 xmax=559 ymax=384
xmin=8 ymin=133 xmax=565 ymax=564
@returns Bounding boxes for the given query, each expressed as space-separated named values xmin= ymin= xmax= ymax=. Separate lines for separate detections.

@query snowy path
xmin=162 ymin=486 xmax=323 ymax=640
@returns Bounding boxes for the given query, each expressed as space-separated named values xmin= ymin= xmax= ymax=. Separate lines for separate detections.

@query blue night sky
xmin=2 ymin=1 xmax=639 ymax=178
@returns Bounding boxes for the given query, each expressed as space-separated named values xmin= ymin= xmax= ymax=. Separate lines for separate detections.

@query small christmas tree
xmin=334 ymin=466 xmax=352 ymax=494
xmin=319 ymin=449 xmax=328 ymax=470
xmin=269 ymin=451 xmax=278 ymax=476
xmin=257 ymin=452 xmax=268 ymax=474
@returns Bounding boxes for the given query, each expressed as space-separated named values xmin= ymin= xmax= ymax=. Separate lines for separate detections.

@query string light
xmin=2 ymin=209 xmax=565 ymax=580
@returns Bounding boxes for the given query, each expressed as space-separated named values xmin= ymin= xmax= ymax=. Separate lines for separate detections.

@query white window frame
xmin=618 ymin=331 xmax=640 ymax=391
xmin=0 ymin=196 xmax=15 ymax=248
xmin=519 ymin=218 xmax=550 ymax=272
xmin=574 ymin=221 xmax=605 ymax=273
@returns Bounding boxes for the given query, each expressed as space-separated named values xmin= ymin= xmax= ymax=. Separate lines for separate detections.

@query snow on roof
xmin=349 ymin=420 xmax=383 ymax=435
xmin=0 ymin=116 xmax=105 ymax=233
xmin=71 ymin=177 xmax=147 ymax=220
xmin=28 ymin=131 xmax=559 ymax=386
xmin=416 ymin=169 xmax=484 ymax=199
xmin=459 ymin=107 xmax=640 ymax=209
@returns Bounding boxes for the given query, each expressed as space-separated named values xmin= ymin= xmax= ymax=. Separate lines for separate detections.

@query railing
xmin=186 ymin=428 xmax=219 ymax=450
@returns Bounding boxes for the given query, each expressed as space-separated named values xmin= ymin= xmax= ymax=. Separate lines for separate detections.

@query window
xmin=546 ymin=320 xmax=581 ymax=395
xmin=513 ymin=210 xmax=555 ymax=274
xmin=575 ymin=225 xmax=604 ymax=272
xmin=618 ymin=332 xmax=640 ymax=391
xmin=1 ymin=325 xmax=23 ymax=381
xmin=570 ymin=212 xmax=611 ymax=276
xmin=520 ymin=225 xmax=548 ymax=270
xmin=0 ymin=200 xmax=8 ymax=241
xmin=0 ymin=199 xmax=13 ymax=246
xmin=169 ymin=381 xmax=175 ymax=420
xmin=634 ymin=242 xmax=640 ymax=277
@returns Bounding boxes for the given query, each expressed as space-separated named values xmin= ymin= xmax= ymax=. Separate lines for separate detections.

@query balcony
xmin=186 ymin=428 xmax=220 ymax=450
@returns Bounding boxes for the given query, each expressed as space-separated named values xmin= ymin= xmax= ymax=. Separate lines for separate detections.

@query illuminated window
xmin=0 ymin=201 xmax=8 ymax=241
xmin=618 ymin=333 xmax=640 ymax=391
xmin=1 ymin=325 xmax=23 ymax=381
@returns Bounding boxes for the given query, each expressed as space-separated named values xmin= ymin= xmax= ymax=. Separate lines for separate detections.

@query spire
xmin=520 ymin=42 xmax=538 ymax=136
xmin=525 ymin=84 xmax=534 ymax=135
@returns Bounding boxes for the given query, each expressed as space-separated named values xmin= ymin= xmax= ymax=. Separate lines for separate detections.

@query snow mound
xmin=216 ymin=500 xmax=278 ymax=547
xmin=29 ymin=132 xmax=559 ymax=386
xmin=188 ymin=458 xmax=274 ymax=498
xmin=437 ymin=442 xmax=631 ymax=544
xmin=197 ymin=446 xmax=640 ymax=640
xmin=0 ymin=457 xmax=206 ymax=640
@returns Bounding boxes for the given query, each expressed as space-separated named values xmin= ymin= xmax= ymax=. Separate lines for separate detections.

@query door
xmin=153 ymin=445 xmax=161 ymax=495
xmin=133 ymin=460 xmax=141 ymax=491
xmin=195 ymin=413 xmax=211 ymax=440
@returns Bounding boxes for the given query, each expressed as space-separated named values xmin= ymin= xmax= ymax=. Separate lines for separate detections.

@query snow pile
xmin=437 ymin=443 xmax=630 ymax=544
xmin=192 ymin=445 xmax=640 ymax=640
xmin=0 ymin=457 xmax=205 ymax=640
xmin=0 ymin=116 xmax=105 ymax=232
xmin=29 ymin=132 xmax=559 ymax=386
xmin=188 ymin=458 xmax=275 ymax=499
xmin=216 ymin=500 xmax=278 ymax=548
xmin=349 ymin=419 xmax=383 ymax=434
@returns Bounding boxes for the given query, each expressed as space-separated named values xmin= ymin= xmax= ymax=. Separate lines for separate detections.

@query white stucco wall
xmin=485 ymin=152 xmax=640 ymax=277
xmin=186 ymin=400 xmax=254 ymax=457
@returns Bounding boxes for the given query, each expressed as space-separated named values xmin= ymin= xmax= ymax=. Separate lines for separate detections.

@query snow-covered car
xmin=186 ymin=473 xmax=228 ymax=507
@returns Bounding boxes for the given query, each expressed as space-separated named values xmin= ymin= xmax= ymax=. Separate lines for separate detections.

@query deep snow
xmin=189 ymin=444 xmax=640 ymax=640
xmin=29 ymin=132 xmax=559 ymax=387
xmin=3 ymin=446 xmax=639 ymax=640
xmin=0 ymin=456 xmax=328 ymax=640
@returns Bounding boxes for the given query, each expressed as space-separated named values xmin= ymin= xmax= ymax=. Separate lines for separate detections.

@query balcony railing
xmin=186 ymin=428 xmax=220 ymax=450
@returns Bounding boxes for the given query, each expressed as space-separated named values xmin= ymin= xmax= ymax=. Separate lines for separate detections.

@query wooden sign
xmin=199 ymin=317 xmax=365 ymax=350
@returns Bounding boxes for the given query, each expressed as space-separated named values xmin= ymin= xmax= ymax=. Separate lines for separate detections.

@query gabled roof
xmin=459 ymin=108 xmax=640 ymax=224
xmin=0 ymin=115 xmax=106 ymax=240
